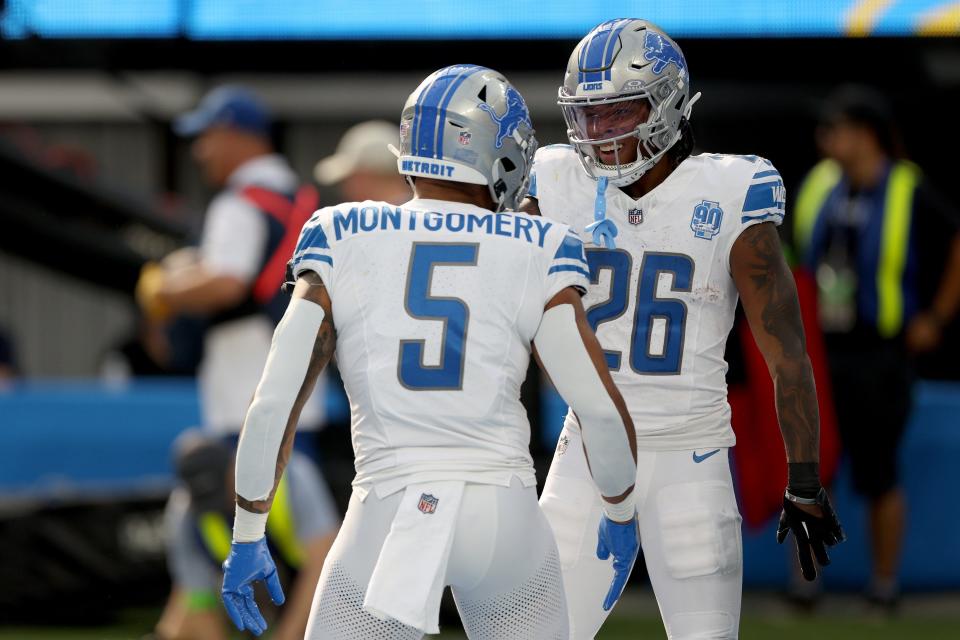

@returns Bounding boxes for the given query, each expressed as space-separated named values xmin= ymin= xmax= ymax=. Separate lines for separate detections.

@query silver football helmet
xmin=396 ymin=64 xmax=538 ymax=212
xmin=558 ymin=19 xmax=700 ymax=187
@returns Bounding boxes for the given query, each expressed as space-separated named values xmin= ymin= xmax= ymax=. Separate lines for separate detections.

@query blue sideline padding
xmin=0 ymin=380 xmax=201 ymax=499
xmin=2 ymin=379 xmax=958 ymax=588
xmin=0 ymin=378 xmax=351 ymax=501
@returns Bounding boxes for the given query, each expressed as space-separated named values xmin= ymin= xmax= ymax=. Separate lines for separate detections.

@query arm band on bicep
xmin=235 ymin=297 xmax=326 ymax=507
xmin=533 ymin=304 xmax=636 ymax=500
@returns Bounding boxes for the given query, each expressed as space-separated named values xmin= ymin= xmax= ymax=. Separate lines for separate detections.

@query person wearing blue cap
xmin=136 ymin=84 xmax=326 ymax=439
xmin=173 ymin=85 xmax=273 ymax=140
xmin=137 ymin=86 xmax=340 ymax=640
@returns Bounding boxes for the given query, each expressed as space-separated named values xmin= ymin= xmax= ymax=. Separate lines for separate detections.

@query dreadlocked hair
xmin=668 ymin=117 xmax=695 ymax=168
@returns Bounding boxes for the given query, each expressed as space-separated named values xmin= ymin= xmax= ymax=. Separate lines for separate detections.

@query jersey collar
xmin=611 ymin=156 xmax=701 ymax=217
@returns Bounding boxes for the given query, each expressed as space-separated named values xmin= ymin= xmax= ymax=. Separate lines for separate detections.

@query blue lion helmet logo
xmin=477 ymin=86 xmax=532 ymax=149
xmin=643 ymin=31 xmax=687 ymax=76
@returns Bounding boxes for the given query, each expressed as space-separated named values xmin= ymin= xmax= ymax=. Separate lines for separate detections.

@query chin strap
xmin=584 ymin=176 xmax=618 ymax=249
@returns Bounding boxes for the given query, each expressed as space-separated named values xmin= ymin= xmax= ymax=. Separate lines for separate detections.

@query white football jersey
xmin=531 ymin=145 xmax=785 ymax=450
xmin=289 ymin=198 xmax=589 ymax=497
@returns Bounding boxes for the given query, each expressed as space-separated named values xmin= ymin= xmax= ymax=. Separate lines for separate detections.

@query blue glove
xmin=596 ymin=514 xmax=639 ymax=611
xmin=221 ymin=538 xmax=285 ymax=636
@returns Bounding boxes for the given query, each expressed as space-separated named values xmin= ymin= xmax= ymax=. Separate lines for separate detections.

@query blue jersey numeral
xmin=398 ymin=242 xmax=478 ymax=390
xmin=630 ymin=253 xmax=694 ymax=375
xmin=585 ymin=250 xmax=694 ymax=376
xmin=584 ymin=248 xmax=632 ymax=370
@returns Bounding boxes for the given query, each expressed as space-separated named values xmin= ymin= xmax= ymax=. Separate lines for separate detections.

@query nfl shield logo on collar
xmin=627 ymin=208 xmax=643 ymax=225
xmin=418 ymin=493 xmax=439 ymax=514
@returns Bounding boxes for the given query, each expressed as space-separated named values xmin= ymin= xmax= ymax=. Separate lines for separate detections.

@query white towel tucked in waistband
xmin=363 ymin=480 xmax=465 ymax=634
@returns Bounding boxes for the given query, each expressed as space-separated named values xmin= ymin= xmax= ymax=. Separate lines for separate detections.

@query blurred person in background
xmin=313 ymin=120 xmax=411 ymax=205
xmin=154 ymin=431 xmax=338 ymax=640
xmin=105 ymin=251 xmax=207 ymax=382
xmin=135 ymin=85 xmax=328 ymax=443
xmin=793 ymin=85 xmax=960 ymax=610
xmin=134 ymin=85 xmax=341 ymax=631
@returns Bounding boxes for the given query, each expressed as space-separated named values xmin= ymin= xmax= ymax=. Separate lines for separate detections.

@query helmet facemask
xmin=559 ymin=19 xmax=701 ymax=188
xmin=489 ymin=130 xmax=538 ymax=212
xmin=559 ymin=75 xmax=692 ymax=188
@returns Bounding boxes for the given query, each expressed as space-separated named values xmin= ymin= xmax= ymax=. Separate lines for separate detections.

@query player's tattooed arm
xmin=730 ymin=222 xmax=820 ymax=464
xmin=519 ymin=197 xmax=541 ymax=216
xmin=236 ymin=271 xmax=337 ymax=515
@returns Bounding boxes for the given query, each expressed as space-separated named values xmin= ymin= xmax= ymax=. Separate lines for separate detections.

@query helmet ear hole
xmin=477 ymin=86 xmax=488 ymax=102
xmin=500 ymin=158 xmax=517 ymax=172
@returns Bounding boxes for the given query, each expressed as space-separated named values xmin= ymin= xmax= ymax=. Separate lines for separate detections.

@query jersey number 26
xmin=586 ymin=249 xmax=694 ymax=376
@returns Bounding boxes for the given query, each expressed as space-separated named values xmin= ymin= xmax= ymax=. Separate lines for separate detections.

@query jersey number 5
xmin=585 ymin=249 xmax=694 ymax=375
xmin=398 ymin=242 xmax=478 ymax=390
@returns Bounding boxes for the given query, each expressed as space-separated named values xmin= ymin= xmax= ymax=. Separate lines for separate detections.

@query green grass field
xmin=3 ymin=616 xmax=957 ymax=640
xmin=599 ymin=614 xmax=960 ymax=639
xmin=2 ymin=594 xmax=958 ymax=639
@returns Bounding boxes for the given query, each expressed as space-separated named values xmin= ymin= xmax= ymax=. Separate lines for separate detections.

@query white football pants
xmin=306 ymin=477 xmax=569 ymax=639
xmin=540 ymin=423 xmax=743 ymax=639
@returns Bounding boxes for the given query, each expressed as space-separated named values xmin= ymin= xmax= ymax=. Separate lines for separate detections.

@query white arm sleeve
xmin=534 ymin=304 xmax=636 ymax=505
xmin=233 ymin=297 xmax=326 ymax=541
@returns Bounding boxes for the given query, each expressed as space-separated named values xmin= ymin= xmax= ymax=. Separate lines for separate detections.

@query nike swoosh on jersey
xmin=692 ymin=449 xmax=721 ymax=463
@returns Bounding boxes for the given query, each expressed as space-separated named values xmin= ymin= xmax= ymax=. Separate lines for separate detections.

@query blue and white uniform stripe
xmin=292 ymin=216 xmax=333 ymax=268
xmin=549 ymin=232 xmax=589 ymax=278
xmin=741 ymin=165 xmax=785 ymax=224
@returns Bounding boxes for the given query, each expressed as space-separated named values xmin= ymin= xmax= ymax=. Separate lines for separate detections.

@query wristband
xmin=785 ymin=489 xmax=819 ymax=505
xmin=787 ymin=462 xmax=821 ymax=500
xmin=233 ymin=505 xmax=269 ymax=542
xmin=602 ymin=491 xmax=637 ymax=523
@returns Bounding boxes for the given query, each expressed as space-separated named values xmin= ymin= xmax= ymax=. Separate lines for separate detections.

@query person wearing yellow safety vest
xmin=793 ymin=86 xmax=960 ymax=611
xmin=154 ymin=432 xmax=340 ymax=640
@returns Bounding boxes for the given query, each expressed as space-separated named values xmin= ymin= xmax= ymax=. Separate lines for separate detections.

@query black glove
xmin=777 ymin=486 xmax=846 ymax=581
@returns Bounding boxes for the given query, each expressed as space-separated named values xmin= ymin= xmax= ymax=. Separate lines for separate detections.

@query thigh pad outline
xmin=655 ymin=481 xmax=742 ymax=580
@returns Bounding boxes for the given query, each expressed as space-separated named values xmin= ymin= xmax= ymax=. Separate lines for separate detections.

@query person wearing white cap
xmin=314 ymin=120 xmax=411 ymax=205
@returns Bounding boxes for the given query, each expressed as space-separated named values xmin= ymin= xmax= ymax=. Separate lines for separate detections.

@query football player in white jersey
xmin=524 ymin=20 xmax=847 ymax=639
xmin=217 ymin=65 xmax=641 ymax=640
